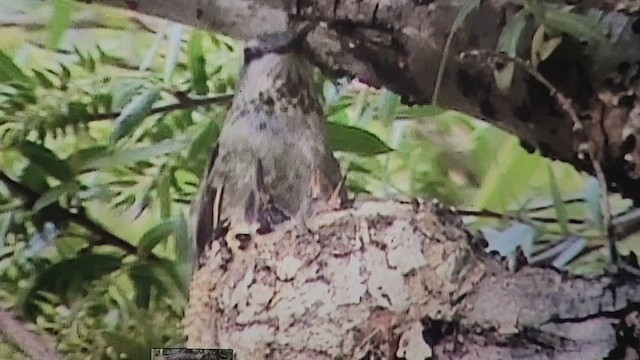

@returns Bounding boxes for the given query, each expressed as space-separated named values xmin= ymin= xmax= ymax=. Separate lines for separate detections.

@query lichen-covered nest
xmin=183 ymin=199 xmax=486 ymax=359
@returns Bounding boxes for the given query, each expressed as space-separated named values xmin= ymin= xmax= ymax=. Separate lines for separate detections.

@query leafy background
xmin=0 ymin=0 xmax=636 ymax=359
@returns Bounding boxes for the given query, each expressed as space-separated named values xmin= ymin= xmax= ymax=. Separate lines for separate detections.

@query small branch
xmin=0 ymin=308 xmax=64 ymax=360
xmin=456 ymin=208 xmax=587 ymax=225
xmin=87 ymin=94 xmax=234 ymax=122
xmin=459 ymin=49 xmax=618 ymax=263
xmin=523 ymin=197 xmax=585 ymax=213
xmin=0 ymin=171 xmax=148 ymax=258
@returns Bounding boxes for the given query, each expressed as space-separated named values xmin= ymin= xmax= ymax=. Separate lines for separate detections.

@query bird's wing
xmin=189 ymin=143 xmax=229 ymax=266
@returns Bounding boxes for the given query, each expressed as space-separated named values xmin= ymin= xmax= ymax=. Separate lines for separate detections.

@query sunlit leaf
xmin=495 ymin=8 xmax=528 ymax=91
xmin=138 ymin=221 xmax=174 ymax=258
xmin=16 ymin=140 xmax=74 ymax=181
xmin=111 ymin=87 xmax=161 ymax=141
xmin=104 ymin=332 xmax=149 ymax=360
xmin=164 ymin=23 xmax=184 ymax=84
xmin=48 ymin=0 xmax=74 ymax=48
xmin=378 ymin=89 xmax=400 ymax=124
xmin=548 ymin=164 xmax=569 ymax=234
xmin=584 ymin=176 xmax=603 ymax=230
xmin=173 ymin=212 xmax=192 ymax=286
xmin=32 ymin=181 xmax=79 ymax=212
xmin=188 ymin=29 xmax=208 ymax=95
xmin=77 ymin=138 xmax=189 ymax=171
xmin=328 ymin=122 xmax=393 ymax=156
xmin=0 ymin=50 xmax=30 ymax=83
xmin=474 ymin=137 xmax=544 ymax=210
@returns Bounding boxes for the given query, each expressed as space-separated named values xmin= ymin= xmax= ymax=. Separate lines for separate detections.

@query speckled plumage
xmin=189 ymin=31 xmax=346 ymax=266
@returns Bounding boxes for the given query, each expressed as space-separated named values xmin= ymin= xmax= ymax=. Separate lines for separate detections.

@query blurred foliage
xmin=0 ymin=0 xmax=637 ymax=359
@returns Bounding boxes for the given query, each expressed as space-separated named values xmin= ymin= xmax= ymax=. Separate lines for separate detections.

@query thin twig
xmin=459 ymin=49 xmax=618 ymax=263
xmin=87 ymin=94 xmax=234 ymax=122
xmin=0 ymin=171 xmax=150 ymax=258
xmin=456 ymin=208 xmax=587 ymax=225
xmin=523 ymin=197 xmax=585 ymax=213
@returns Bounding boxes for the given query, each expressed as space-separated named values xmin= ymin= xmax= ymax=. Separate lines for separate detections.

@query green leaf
xmin=128 ymin=260 xmax=187 ymax=308
xmin=157 ymin=171 xmax=172 ymax=219
xmin=548 ymin=164 xmax=569 ymax=234
xmin=495 ymin=8 xmax=528 ymax=91
xmin=327 ymin=122 xmax=393 ymax=156
xmin=378 ymin=90 xmax=400 ymax=124
xmin=188 ymin=30 xmax=209 ymax=95
xmin=164 ymin=23 xmax=184 ymax=84
xmin=187 ymin=121 xmax=220 ymax=168
xmin=22 ymin=254 xmax=123 ymax=317
xmin=110 ymin=79 xmax=147 ymax=111
xmin=32 ymin=70 xmax=54 ymax=88
xmin=138 ymin=221 xmax=175 ymax=258
xmin=77 ymin=138 xmax=189 ymax=171
xmin=0 ymin=50 xmax=30 ymax=84
xmin=584 ymin=176 xmax=603 ymax=230
xmin=111 ymin=87 xmax=161 ymax=142
xmin=396 ymin=104 xmax=445 ymax=119
xmin=543 ymin=9 xmax=607 ymax=45
xmin=173 ymin=212 xmax=192 ymax=284
xmin=48 ymin=0 xmax=74 ymax=48
xmin=16 ymin=140 xmax=74 ymax=181
xmin=474 ymin=137 xmax=545 ymax=210
xmin=32 ymin=182 xmax=79 ymax=212
xmin=103 ymin=332 xmax=149 ymax=360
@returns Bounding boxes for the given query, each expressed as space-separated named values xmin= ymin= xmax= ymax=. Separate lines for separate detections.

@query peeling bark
xmin=183 ymin=199 xmax=640 ymax=359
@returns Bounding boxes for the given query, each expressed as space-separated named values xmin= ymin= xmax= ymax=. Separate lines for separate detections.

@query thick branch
xmin=0 ymin=308 xmax=64 ymax=360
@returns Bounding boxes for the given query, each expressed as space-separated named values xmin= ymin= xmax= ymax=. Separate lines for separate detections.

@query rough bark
xmin=183 ymin=199 xmax=640 ymax=359
xmin=76 ymin=1 xmax=640 ymax=202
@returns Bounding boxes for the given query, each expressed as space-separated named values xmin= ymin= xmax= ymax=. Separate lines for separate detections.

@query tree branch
xmin=88 ymin=94 xmax=234 ymax=122
xmin=0 ymin=308 xmax=64 ymax=360
xmin=0 ymin=170 xmax=148 ymax=258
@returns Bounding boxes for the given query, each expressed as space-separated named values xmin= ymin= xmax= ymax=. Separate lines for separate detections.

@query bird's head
xmin=243 ymin=25 xmax=312 ymax=66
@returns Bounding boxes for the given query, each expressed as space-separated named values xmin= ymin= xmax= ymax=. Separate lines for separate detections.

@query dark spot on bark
xmin=498 ymin=8 xmax=507 ymax=28
xmin=548 ymin=105 xmax=563 ymax=117
xmin=520 ymin=140 xmax=536 ymax=154
xmin=244 ymin=191 xmax=256 ymax=222
xmin=468 ymin=33 xmax=479 ymax=48
xmin=619 ymin=95 xmax=636 ymax=108
xmin=236 ymin=234 xmax=252 ymax=249
xmin=494 ymin=60 xmax=506 ymax=71
xmin=371 ymin=3 xmax=379 ymax=25
xmin=565 ymin=0 xmax=581 ymax=4
xmin=196 ymin=8 xmax=204 ymax=20
xmin=258 ymin=122 xmax=267 ymax=130
xmin=264 ymin=95 xmax=275 ymax=107
xmin=513 ymin=103 xmax=532 ymax=123
xmin=621 ymin=134 xmax=636 ymax=155
xmin=124 ymin=0 xmax=138 ymax=10
xmin=632 ymin=19 xmax=640 ymax=35
xmin=479 ymin=98 xmax=496 ymax=118
xmin=538 ymin=141 xmax=552 ymax=157
xmin=618 ymin=61 xmax=631 ymax=74
xmin=456 ymin=68 xmax=490 ymax=99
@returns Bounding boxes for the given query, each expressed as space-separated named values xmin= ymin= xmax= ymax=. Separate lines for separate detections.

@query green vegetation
xmin=0 ymin=1 xmax=634 ymax=359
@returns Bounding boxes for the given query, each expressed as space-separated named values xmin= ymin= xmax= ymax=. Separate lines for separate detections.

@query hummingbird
xmin=189 ymin=26 xmax=347 ymax=267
